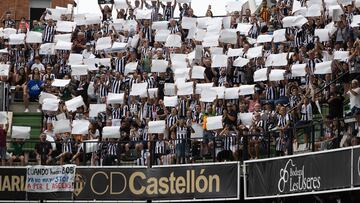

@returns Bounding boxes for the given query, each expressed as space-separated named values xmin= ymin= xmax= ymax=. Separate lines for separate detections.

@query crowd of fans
xmin=0 ymin=0 xmax=360 ymax=166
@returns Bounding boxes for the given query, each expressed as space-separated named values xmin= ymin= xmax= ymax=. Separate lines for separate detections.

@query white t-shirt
xmin=31 ymin=63 xmax=45 ymax=72
xmin=348 ymin=87 xmax=360 ymax=109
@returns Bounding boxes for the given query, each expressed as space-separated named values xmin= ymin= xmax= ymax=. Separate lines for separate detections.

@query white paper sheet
xmin=111 ymin=19 xmax=125 ymax=31
xmin=155 ymin=29 xmax=170 ymax=42
xmin=135 ymin=9 xmax=152 ymax=19
xmin=42 ymin=98 xmax=59 ymax=111
xmin=65 ymin=96 xmax=85 ymax=112
xmin=306 ymin=4 xmax=321 ymax=17
xmin=209 ymin=47 xmax=223 ymax=55
xmin=219 ymin=29 xmax=237 ymax=44
xmin=225 ymin=87 xmax=240 ymax=99
xmin=191 ymin=66 xmax=205 ymax=79
xmin=152 ymin=21 xmax=169 ymax=30
xmin=314 ymin=29 xmax=331 ymax=42
xmin=211 ymin=54 xmax=228 ymax=68
xmin=53 ymin=119 xmax=71 ymax=133
xmin=202 ymin=34 xmax=219 ymax=47
xmin=191 ymin=123 xmax=203 ymax=138
xmin=165 ymin=34 xmax=182 ymax=47
xmin=206 ymin=18 xmax=222 ymax=33
xmin=26 ymin=31 xmax=43 ymax=43
xmin=46 ymin=135 xmax=56 ymax=150
xmin=282 ymin=16 xmax=308 ymax=27
xmin=9 ymin=34 xmax=25 ymax=45
xmin=130 ymin=83 xmax=148 ymax=96
xmin=171 ymin=61 xmax=188 ymax=72
xmin=182 ymin=17 xmax=197 ymax=29
xmin=239 ymin=84 xmax=255 ymax=96
xmin=239 ymin=113 xmax=253 ymax=127
xmin=332 ymin=8 xmax=343 ymax=22
xmin=236 ymin=23 xmax=253 ymax=35
xmin=246 ymin=46 xmax=263 ymax=59
xmin=222 ymin=16 xmax=232 ymax=29
xmin=0 ymin=112 xmax=7 ymax=124
xmin=39 ymin=92 xmax=58 ymax=104
xmin=195 ymin=28 xmax=207 ymax=41
xmin=211 ymin=86 xmax=225 ymax=99
xmin=164 ymin=83 xmax=176 ymax=96
xmin=0 ymin=48 xmax=7 ymax=54
xmin=171 ymin=54 xmax=187 ymax=62
xmin=350 ymin=15 xmax=360 ymax=27
xmin=197 ymin=17 xmax=211 ymax=29
xmin=253 ymin=68 xmax=268 ymax=82
xmin=54 ymin=33 xmax=72 ymax=43
xmin=177 ymin=82 xmax=193 ymax=95
xmin=71 ymin=65 xmax=88 ymax=76
xmin=68 ymin=53 xmax=83 ymax=65
xmin=111 ymin=42 xmax=127 ymax=52
xmin=186 ymin=50 xmax=195 ymax=62
xmin=40 ymin=43 xmax=55 ymax=55
xmin=52 ymin=79 xmax=70 ymax=87
xmin=102 ymin=126 xmax=120 ymax=139
xmin=225 ymin=0 xmax=247 ymax=12
xmin=269 ymin=69 xmax=286 ymax=81
xmin=206 ymin=116 xmax=223 ymax=130
xmin=334 ymin=51 xmax=349 ymax=61
xmin=46 ymin=8 xmax=68 ymax=21
xmin=83 ymin=58 xmax=99 ymax=70
xmin=84 ymin=13 xmax=103 ymax=25
xmin=174 ymin=68 xmax=190 ymax=81
xmin=200 ymin=88 xmax=217 ymax=102
xmin=257 ymin=34 xmax=273 ymax=44
xmin=291 ymin=64 xmax=307 ymax=77
xmin=72 ymin=120 xmax=90 ymax=135
xmin=233 ymin=57 xmax=250 ymax=67
xmin=195 ymin=83 xmax=213 ymax=94
xmin=164 ymin=96 xmax=178 ymax=107
xmin=98 ymin=58 xmax=111 ymax=67
xmin=55 ymin=40 xmax=72 ymax=50
xmin=96 ymin=36 xmax=112 ymax=50
xmin=0 ymin=64 xmax=9 ymax=76
xmin=265 ymin=53 xmax=288 ymax=67
xmin=125 ymin=61 xmax=138 ymax=75
xmin=314 ymin=61 xmax=332 ymax=74
xmin=3 ymin=28 xmax=16 ymax=39
xmin=74 ymin=14 xmax=86 ymax=25
xmin=292 ymin=0 xmax=302 ymax=13
xmin=56 ymin=21 xmax=76 ymax=33
xmin=107 ymin=93 xmax=125 ymax=104
xmin=151 ymin=59 xmax=168 ymax=72
xmin=114 ymin=0 xmax=128 ymax=9
xmin=227 ymin=48 xmax=244 ymax=57
xmin=12 ymin=126 xmax=31 ymax=139
xmin=177 ymin=0 xmax=191 ymax=3
xmin=89 ymin=104 xmax=107 ymax=118
xmin=273 ymin=29 xmax=286 ymax=43
xmin=148 ymin=120 xmax=166 ymax=134
xmin=148 ymin=88 xmax=158 ymax=99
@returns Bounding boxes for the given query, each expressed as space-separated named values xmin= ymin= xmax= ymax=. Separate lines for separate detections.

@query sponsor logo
xmin=74 ymin=169 xmax=221 ymax=196
xmin=278 ymin=159 xmax=321 ymax=193
xmin=74 ymin=173 xmax=85 ymax=196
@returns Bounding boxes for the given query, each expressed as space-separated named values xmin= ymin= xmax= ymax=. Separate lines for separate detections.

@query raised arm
xmin=126 ymin=0 xmax=133 ymax=9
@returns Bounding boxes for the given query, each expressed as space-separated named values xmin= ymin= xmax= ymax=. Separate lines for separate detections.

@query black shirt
xmin=35 ymin=141 xmax=52 ymax=155
xmin=3 ymin=19 xmax=15 ymax=28
xmin=328 ymin=92 xmax=344 ymax=119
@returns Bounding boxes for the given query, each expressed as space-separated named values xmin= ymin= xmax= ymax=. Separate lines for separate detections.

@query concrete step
xmin=9 ymin=102 xmax=40 ymax=113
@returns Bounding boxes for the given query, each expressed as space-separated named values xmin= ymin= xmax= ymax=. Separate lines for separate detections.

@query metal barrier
xmin=0 ymin=81 xmax=10 ymax=111
xmin=3 ymin=116 xmax=358 ymax=166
